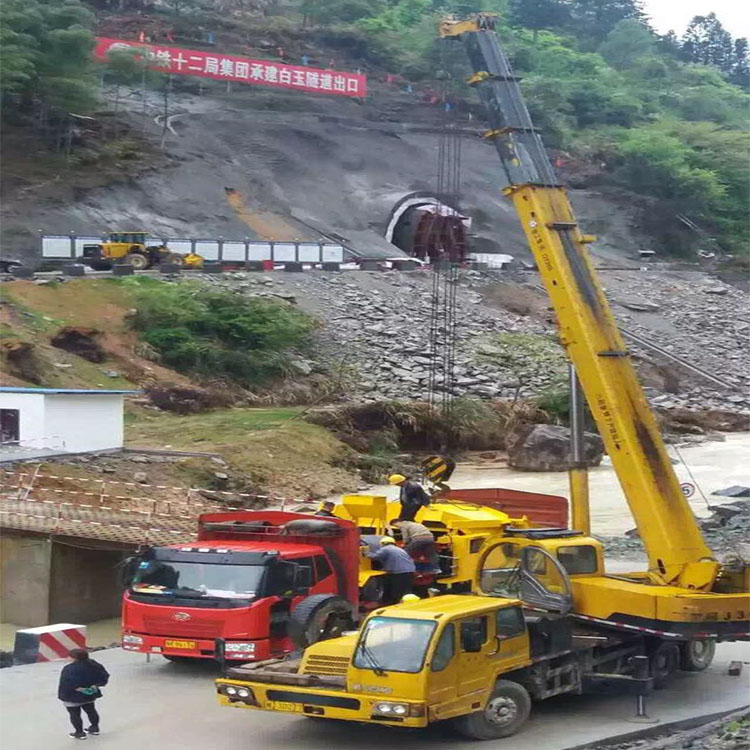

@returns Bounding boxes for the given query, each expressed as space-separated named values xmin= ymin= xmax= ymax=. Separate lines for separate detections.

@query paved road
xmin=1 ymin=644 xmax=748 ymax=750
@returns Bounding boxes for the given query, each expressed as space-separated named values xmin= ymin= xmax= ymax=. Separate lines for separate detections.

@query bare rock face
xmin=507 ymin=423 xmax=604 ymax=471
xmin=50 ymin=326 xmax=105 ymax=363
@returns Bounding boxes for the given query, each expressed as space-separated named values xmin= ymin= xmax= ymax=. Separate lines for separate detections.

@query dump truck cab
xmin=217 ymin=595 xmax=533 ymax=734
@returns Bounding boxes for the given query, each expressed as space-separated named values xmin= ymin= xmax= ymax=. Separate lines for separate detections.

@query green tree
xmin=0 ymin=0 xmax=96 ymax=119
xmin=508 ymin=0 xmax=570 ymax=41
xmin=569 ymin=0 xmax=646 ymax=47
xmin=730 ymin=38 xmax=749 ymax=89
xmin=681 ymin=13 xmax=734 ymax=72
xmin=599 ymin=18 xmax=655 ymax=70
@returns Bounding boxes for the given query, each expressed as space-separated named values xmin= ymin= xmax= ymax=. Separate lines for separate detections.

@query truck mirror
xmin=294 ymin=566 xmax=313 ymax=593
xmin=461 ymin=629 xmax=483 ymax=653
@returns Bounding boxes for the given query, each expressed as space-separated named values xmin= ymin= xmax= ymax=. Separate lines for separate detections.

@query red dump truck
xmin=121 ymin=511 xmax=365 ymax=662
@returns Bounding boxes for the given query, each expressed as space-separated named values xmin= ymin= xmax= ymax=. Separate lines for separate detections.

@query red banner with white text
xmin=93 ymin=37 xmax=367 ymax=98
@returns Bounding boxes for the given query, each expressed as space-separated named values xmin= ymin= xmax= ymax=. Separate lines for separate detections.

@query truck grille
xmin=302 ymin=654 xmax=349 ymax=677
xmin=142 ymin=616 xmax=223 ymax=638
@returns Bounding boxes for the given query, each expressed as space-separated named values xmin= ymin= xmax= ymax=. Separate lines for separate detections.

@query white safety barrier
xmin=13 ymin=624 xmax=87 ymax=664
xmin=40 ymin=234 xmax=345 ymax=263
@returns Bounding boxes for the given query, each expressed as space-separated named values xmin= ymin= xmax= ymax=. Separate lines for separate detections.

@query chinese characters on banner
xmin=93 ymin=38 xmax=367 ymax=98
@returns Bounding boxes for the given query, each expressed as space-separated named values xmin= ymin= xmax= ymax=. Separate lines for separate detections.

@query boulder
xmin=507 ymin=423 xmax=604 ymax=471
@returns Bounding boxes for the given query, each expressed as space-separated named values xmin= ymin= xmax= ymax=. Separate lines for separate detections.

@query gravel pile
xmin=601 ymin=497 xmax=750 ymax=559
xmin=194 ymin=267 xmax=750 ymax=413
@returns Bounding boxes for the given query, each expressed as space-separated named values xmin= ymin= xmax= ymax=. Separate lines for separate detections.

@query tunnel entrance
xmin=386 ymin=197 xmax=470 ymax=263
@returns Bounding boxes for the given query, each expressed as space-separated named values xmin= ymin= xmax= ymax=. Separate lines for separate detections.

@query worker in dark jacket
xmin=58 ymin=648 xmax=109 ymax=740
xmin=314 ymin=501 xmax=336 ymax=517
xmin=388 ymin=474 xmax=430 ymax=521
xmin=366 ymin=536 xmax=416 ymax=604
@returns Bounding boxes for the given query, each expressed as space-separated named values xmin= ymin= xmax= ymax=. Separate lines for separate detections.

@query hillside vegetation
xmin=1 ymin=0 xmax=747 ymax=259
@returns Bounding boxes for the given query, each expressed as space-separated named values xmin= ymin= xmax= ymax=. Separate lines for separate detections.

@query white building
xmin=0 ymin=387 xmax=137 ymax=455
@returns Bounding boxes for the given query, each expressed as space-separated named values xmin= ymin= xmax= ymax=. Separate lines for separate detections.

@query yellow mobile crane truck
xmin=216 ymin=15 xmax=749 ymax=738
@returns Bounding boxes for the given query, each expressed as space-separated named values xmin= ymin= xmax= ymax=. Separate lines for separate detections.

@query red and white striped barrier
xmin=13 ymin=623 xmax=87 ymax=664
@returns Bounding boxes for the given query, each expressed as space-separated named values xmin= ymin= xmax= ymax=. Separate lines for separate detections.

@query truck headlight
xmin=122 ymin=634 xmax=143 ymax=645
xmin=374 ymin=702 xmax=409 ymax=716
xmin=225 ymin=686 xmax=238 ymax=696
xmin=225 ymin=642 xmax=256 ymax=653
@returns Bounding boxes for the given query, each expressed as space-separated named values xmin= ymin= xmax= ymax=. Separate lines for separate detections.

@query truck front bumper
xmin=122 ymin=633 xmax=270 ymax=661
xmin=216 ymin=678 xmax=428 ymax=728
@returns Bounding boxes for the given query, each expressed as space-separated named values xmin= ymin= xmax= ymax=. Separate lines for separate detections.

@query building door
xmin=0 ymin=409 xmax=19 ymax=443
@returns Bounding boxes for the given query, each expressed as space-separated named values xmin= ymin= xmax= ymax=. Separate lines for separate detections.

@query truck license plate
xmin=164 ymin=640 xmax=196 ymax=649
xmin=270 ymin=701 xmax=302 ymax=713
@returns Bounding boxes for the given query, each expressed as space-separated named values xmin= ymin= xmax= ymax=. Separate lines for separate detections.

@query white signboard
xmin=248 ymin=242 xmax=272 ymax=261
xmin=322 ymin=244 xmax=344 ymax=263
xmin=194 ymin=240 xmax=220 ymax=260
xmin=221 ymin=241 xmax=246 ymax=261
xmin=42 ymin=236 xmax=74 ymax=258
xmin=273 ymin=243 xmax=296 ymax=262
xmin=298 ymin=243 xmax=321 ymax=262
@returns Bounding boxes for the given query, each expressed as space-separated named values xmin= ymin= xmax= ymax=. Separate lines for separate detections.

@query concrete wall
xmin=0 ymin=536 xmax=52 ymax=626
xmin=1 ymin=534 xmax=128 ymax=628
xmin=0 ymin=393 xmax=47 ymax=448
xmin=49 ymin=544 xmax=127 ymax=624
xmin=43 ymin=394 xmax=124 ymax=452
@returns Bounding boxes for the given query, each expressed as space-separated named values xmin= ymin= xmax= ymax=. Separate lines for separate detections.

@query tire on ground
xmin=453 ymin=680 xmax=531 ymax=740
xmin=679 ymin=639 xmax=716 ymax=672
xmin=288 ymin=594 xmax=355 ymax=650
xmin=649 ymin=641 xmax=680 ymax=688
xmin=126 ymin=252 xmax=149 ymax=270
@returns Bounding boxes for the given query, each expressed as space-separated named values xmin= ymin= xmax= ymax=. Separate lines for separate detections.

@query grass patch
xmin=126 ymin=406 xmax=356 ymax=497
xmin=0 ymin=280 xmax=131 ymax=332
xmin=127 ymin=407 xmax=302 ymax=444
xmin=120 ymin=278 xmax=315 ymax=387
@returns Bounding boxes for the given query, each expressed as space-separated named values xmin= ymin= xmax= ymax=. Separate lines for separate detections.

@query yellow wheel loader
xmin=81 ymin=232 xmax=203 ymax=270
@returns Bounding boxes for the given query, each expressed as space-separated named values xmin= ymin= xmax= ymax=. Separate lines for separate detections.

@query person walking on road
xmin=365 ymin=536 xmax=415 ymax=604
xmin=391 ymin=519 xmax=440 ymax=571
xmin=388 ymin=474 xmax=430 ymax=521
xmin=58 ymin=648 xmax=109 ymax=740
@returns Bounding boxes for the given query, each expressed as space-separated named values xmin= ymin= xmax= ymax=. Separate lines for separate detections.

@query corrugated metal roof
xmin=0 ymin=387 xmax=140 ymax=395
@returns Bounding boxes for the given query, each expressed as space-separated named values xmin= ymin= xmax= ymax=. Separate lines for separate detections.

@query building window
xmin=0 ymin=409 xmax=20 ymax=443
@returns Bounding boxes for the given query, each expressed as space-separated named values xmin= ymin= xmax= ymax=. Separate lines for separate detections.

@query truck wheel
xmin=125 ymin=252 xmax=149 ymax=270
xmin=649 ymin=642 xmax=680 ymax=688
xmin=453 ymin=680 xmax=531 ymax=740
xmin=289 ymin=594 xmax=355 ymax=650
xmin=679 ymin=639 xmax=716 ymax=672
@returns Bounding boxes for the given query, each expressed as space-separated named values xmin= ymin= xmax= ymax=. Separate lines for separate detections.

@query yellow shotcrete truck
xmin=216 ymin=14 xmax=749 ymax=739
xmin=217 ymin=593 xmax=658 ymax=739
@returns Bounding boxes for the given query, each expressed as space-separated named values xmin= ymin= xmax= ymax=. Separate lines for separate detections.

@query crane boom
xmin=441 ymin=14 xmax=718 ymax=589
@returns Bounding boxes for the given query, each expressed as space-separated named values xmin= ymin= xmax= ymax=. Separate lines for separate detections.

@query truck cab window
xmin=431 ymin=623 xmax=454 ymax=672
xmin=495 ymin=606 xmax=525 ymax=638
xmin=557 ymin=546 xmax=598 ymax=575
